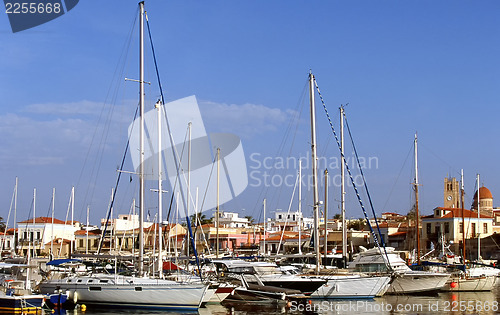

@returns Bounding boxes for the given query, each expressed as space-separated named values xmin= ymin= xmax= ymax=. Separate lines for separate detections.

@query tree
xmin=347 ymin=218 xmax=365 ymax=231
xmin=189 ymin=213 xmax=212 ymax=226
xmin=244 ymin=216 xmax=255 ymax=225
xmin=333 ymin=213 xmax=342 ymax=220
xmin=0 ymin=217 xmax=5 ymax=232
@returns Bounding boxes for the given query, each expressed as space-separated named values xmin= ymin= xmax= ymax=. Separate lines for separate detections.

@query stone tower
xmin=444 ymin=177 xmax=460 ymax=208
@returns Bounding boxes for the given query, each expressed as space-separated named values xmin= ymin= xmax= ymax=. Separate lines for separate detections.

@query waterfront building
xmin=17 ymin=217 xmax=79 ymax=257
xmin=217 ymin=211 xmax=250 ymax=228
xmin=421 ymin=207 xmax=494 ymax=255
xmin=0 ymin=228 xmax=16 ymax=255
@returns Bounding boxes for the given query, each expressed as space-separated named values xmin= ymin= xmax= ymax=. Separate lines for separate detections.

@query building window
xmin=444 ymin=222 xmax=450 ymax=234
xmin=472 ymin=223 xmax=476 ymax=237
xmin=459 ymin=223 xmax=463 ymax=233
xmin=426 ymin=223 xmax=431 ymax=234
xmin=484 ymin=223 xmax=488 ymax=234
xmin=435 ymin=225 xmax=441 ymax=234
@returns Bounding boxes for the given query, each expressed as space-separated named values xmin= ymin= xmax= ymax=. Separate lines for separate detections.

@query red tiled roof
xmin=18 ymin=217 xmax=66 ymax=224
xmin=45 ymin=238 xmax=72 ymax=245
xmin=75 ymin=230 xmax=101 ymax=236
xmin=434 ymin=207 xmax=492 ymax=219
xmin=389 ymin=231 xmax=407 ymax=236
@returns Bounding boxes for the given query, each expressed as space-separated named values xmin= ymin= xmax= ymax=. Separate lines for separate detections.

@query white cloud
xmin=198 ymin=100 xmax=298 ymax=138
xmin=0 ymin=98 xmax=132 ymax=168
xmin=24 ymin=100 xmax=107 ymax=116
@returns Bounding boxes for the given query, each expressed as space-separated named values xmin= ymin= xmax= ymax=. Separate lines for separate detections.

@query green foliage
xmin=347 ymin=218 xmax=365 ymax=230
xmin=189 ymin=213 xmax=212 ymax=226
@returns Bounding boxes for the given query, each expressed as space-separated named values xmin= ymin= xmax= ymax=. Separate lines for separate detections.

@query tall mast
xmin=323 ymin=169 xmax=328 ymax=266
xmin=187 ymin=122 xmax=192 ymax=258
xmin=71 ymin=186 xmax=74 ymax=257
xmin=51 ymin=187 xmax=55 ymax=260
xmin=156 ymin=100 xmax=163 ymax=276
xmin=461 ymin=169 xmax=466 ymax=263
xmin=138 ymin=0 xmax=145 ymax=277
xmin=216 ymin=148 xmax=220 ymax=258
xmin=262 ymin=198 xmax=266 ymax=255
xmin=33 ymin=188 xmax=35 ymax=255
xmin=340 ymin=106 xmax=347 ymax=267
xmin=308 ymin=71 xmax=321 ymax=274
xmin=86 ymin=205 xmax=89 ymax=255
xmin=414 ymin=133 xmax=421 ymax=265
xmin=477 ymin=174 xmax=481 ymax=261
xmin=298 ymin=160 xmax=302 ymax=255
xmin=13 ymin=178 xmax=17 ymax=256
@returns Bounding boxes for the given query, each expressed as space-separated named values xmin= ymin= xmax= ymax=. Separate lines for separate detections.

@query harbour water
xmin=53 ymin=284 xmax=500 ymax=315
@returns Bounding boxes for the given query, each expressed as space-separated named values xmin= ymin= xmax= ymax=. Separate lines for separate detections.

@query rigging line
xmin=313 ymin=78 xmax=390 ymax=267
xmin=381 ymin=143 xmax=412 ymax=213
xmin=421 ymin=142 xmax=461 ymax=179
xmin=194 ymin=154 xmax=217 ymax=236
xmin=250 ymin=81 xmax=308 ymax=219
xmin=77 ymin=6 xmax=139 ymax=219
xmin=97 ymin=105 xmax=138 ymax=255
xmin=165 ymin=124 xmax=189 ymax=227
xmin=0 ymin=181 xmax=16 ymax=253
xmin=146 ymin=12 xmax=202 ymax=279
xmin=145 ymin=11 xmax=165 ymax=107
xmin=343 ymin=111 xmax=386 ymax=245
xmin=269 ymin=101 xmax=306 ymax=217
xmin=22 ymin=198 xmax=35 ymax=252
xmin=276 ymin=170 xmax=299 ymax=255
xmin=58 ymin=189 xmax=73 ymax=257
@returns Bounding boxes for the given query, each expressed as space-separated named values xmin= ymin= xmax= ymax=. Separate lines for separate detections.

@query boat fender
xmin=81 ymin=304 xmax=86 ymax=312
xmin=73 ymin=291 xmax=78 ymax=303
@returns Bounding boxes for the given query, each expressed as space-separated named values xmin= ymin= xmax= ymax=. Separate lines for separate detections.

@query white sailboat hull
xmin=441 ymin=275 xmax=496 ymax=292
xmin=310 ymin=275 xmax=391 ymax=299
xmin=387 ymin=271 xmax=450 ymax=294
xmin=39 ymin=275 xmax=207 ymax=310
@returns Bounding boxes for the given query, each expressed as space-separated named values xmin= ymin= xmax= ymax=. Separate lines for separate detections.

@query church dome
xmin=473 ymin=186 xmax=493 ymax=200
xmin=471 ymin=186 xmax=493 ymax=210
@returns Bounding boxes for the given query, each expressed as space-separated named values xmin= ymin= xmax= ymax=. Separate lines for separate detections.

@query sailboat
xmin=440 ymin=171 xmax=497 ymax=292
xmin=304 ymin=72 xmax=391 ymax=299
xmin=350 ymin=134 xmax=450 ymax=294
xmin=38 ymin=2 xmax=208 ymax=310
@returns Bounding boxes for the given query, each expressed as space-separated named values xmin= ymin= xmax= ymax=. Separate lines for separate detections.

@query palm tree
xmin=244 ymin=216 xmax=255 ymax=225
xmin=189 ymin=213 xmax=212 ymax=226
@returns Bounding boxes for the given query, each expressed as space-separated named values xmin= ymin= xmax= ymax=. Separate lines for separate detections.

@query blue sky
xmin=1 ymin=1 xmax=499 ymax=227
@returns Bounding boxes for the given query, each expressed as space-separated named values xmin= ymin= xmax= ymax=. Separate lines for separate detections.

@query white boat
xmin=303 ymin=74 xmax=392 ymax=299
xmin=441 ymin=273 xmax=496 ymax=292
xmin=439 ymin=173 xmax=497 ymax=292
xmin=349 ymin=247 xmax=450 ymax=294
xmin=38 ymin=274 xmax=207 ymax=309
xmin=0 ymin=279 xmax=44 ymax=314
xmin=212 ymin=259 xmax=326 ymax=296
xmin=38 ymin=2 xmax=208 ymax=310
xmin=310 ymin=273 xmax=391 ymax=299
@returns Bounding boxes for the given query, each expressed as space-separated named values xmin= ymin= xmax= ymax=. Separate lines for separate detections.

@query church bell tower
xmin=444 ymin=177 xmax=460 ymax=208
